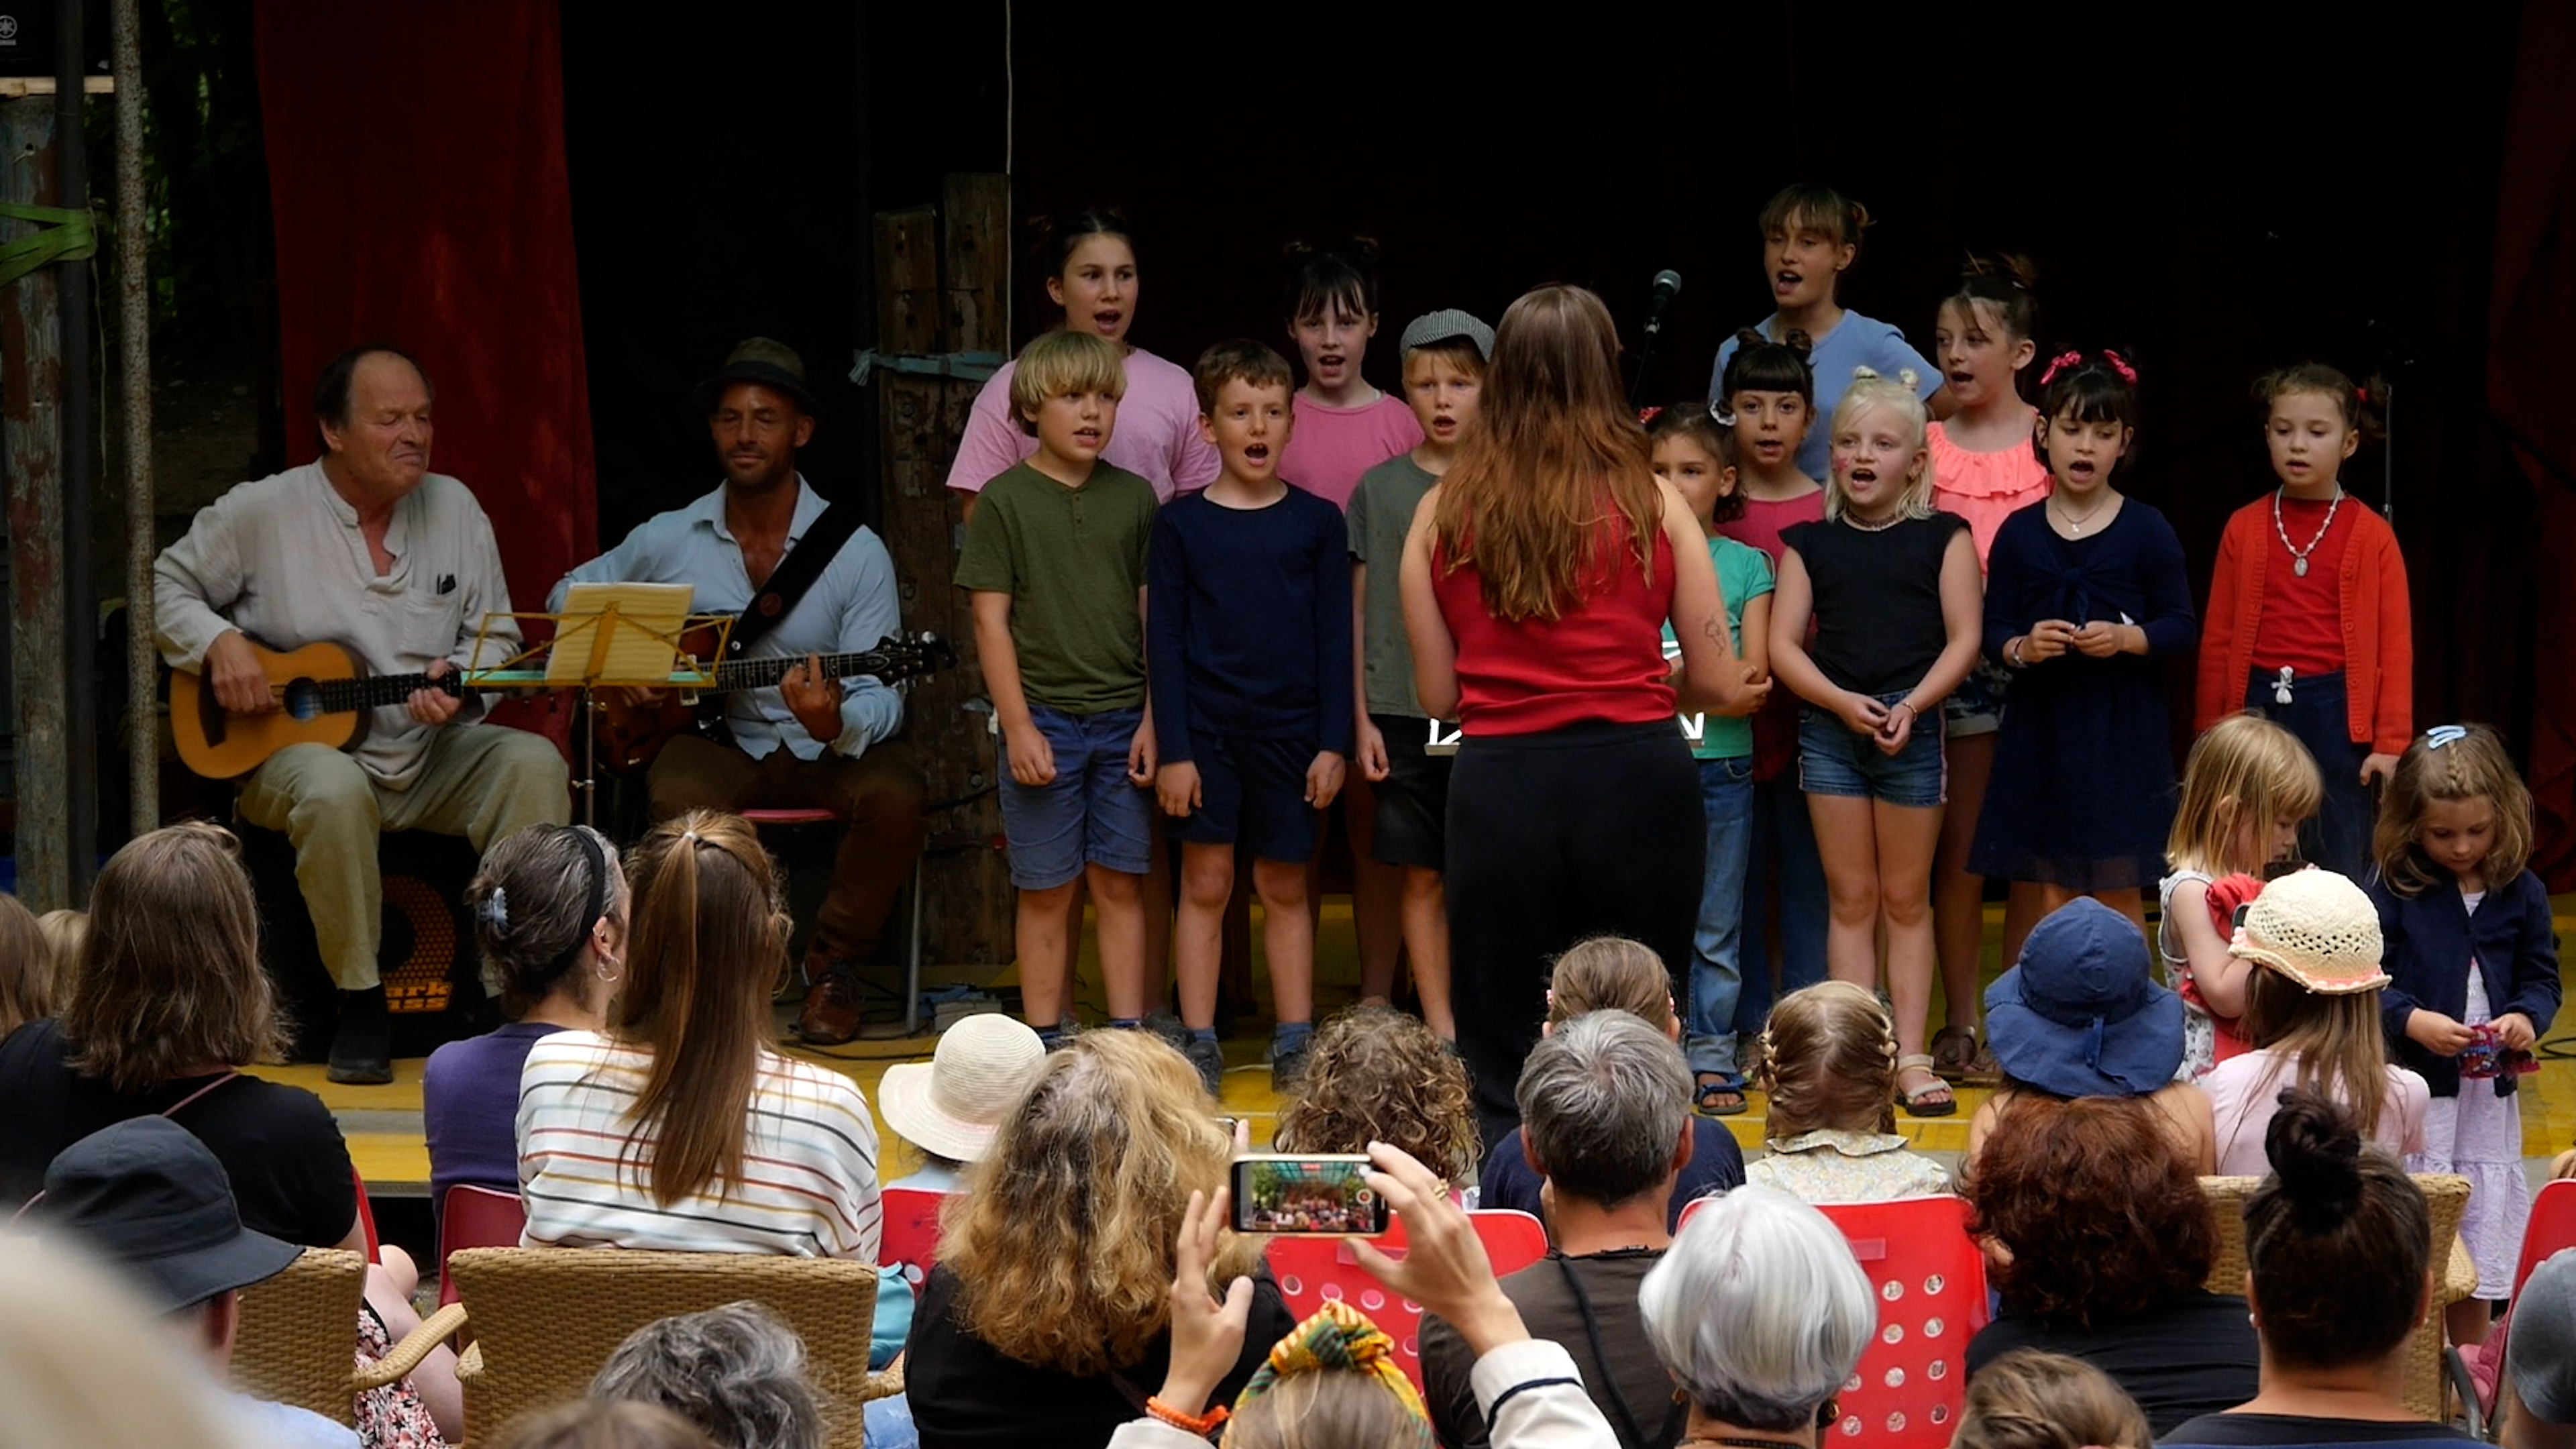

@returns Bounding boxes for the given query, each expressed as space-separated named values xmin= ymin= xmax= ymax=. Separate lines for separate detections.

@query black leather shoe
xmin=327 ymin=985 xmax=394 ymax=1085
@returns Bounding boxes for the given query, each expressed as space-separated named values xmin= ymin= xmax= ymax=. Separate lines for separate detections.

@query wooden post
xmin=874 ymin=183 xmax=1018 ymax=967
xmin=1 ymin=95 xmax=72 ymax=911
xmin=114 ymin=0 xmax=156 ymax=838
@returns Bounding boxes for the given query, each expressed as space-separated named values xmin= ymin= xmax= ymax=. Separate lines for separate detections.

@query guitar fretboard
xmin=303 ymin=674 xmax=461 ymax=711
xmin=706 ymin=649 xmax=900 ymax=693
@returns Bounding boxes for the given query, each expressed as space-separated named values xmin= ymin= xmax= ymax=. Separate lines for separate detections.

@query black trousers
xmin=1445 ymin=720 xmax=1705 ymax=1147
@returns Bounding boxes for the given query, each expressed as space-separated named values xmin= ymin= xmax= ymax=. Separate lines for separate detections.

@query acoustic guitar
xmin=170 ymin=639 xmax=472 ymax=780
xmin=590 ymin=631 xmax=956 ymax=775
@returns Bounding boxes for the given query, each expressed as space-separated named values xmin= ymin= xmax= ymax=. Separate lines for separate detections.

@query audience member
xmin=1961 ymin=1094 xmax=2258 ymax=1434
xmin=426 ymin=823 xmax=627 ymax=1240
xmin=591 ymin=1302 xmax=824 ymax=1449
xmin=1273 ymin=1006 xmax=1481 ymax=1191
xmin=34 ymin=1117 xmax=359 ymax=1448
xmin=34 ymin=906 xmax=85 ymax=973
xmin=1953 ymin=1349 xmax=2153 ymax=1449
xmin=878 ymin=1012 xmax=1047 ymax=1191
xmin=517 ymin=810 xmax=882 ymax=1259
xmin=2503 ymin=1249 xmax=2576 ymax=1449
xmin=1112 ymin=1142 xmax=1624 ymax=1449
xmin=1478 ymin=936 xmax=1746 ymax=1228
xmin=489 ymin=1402 xmax=719 ymax=1449
xmin=1748 ymin=981 xmax=1949 ymax=1200
xmin=903 ymin=1030 xmax=1294 ymax=1448
xmin=1424 ymin=1011 xmax=1697 ymax=1449
xmin=2161 ymin=1089 xmax=2467 ymax=1445
xmin=0 ymin=822 xmax=359 ymax=1249
xmin=2200 ymin=869 xmax=2428 ymax=1175
xmin=0 ymin=1233 xmax=264 ymax=1449
xmin=0 ymin=891 xmax=52 ymax=1040
xmin=1636 ymin=1183 xmax=1876 ymax=1448
xmin=1966 ymin=898 xmax=2214 ymax=1174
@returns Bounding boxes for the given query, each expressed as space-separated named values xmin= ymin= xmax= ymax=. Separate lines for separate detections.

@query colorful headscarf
xmin=1231 ymin=1300 xmax=1433 ymax=1446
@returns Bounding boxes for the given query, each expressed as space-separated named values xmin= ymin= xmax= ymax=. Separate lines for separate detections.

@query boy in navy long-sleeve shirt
xmin=1150 ymin=341 xmax=1352 ymax=1093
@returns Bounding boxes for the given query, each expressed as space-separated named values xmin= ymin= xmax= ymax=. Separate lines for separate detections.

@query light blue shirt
xmin=551 ymin=478 xmax=905 ymax=760
xmin=1707 ymin=309 xmax=1940 ymax=479
xmin=231 ymin=1393 xmax=362 ymax=1449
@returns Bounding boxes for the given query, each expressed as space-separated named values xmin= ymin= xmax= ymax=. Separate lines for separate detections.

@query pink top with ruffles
xmin=1929 ymin=418 xmax=2050 ymax=570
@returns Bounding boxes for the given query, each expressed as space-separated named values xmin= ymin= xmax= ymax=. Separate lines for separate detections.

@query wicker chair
xmin=390 ymin=1247 xmax=896 ymax=1448
xmin=2200 ymin=1173 xmax=2479 ymax=1421
xmin=231 ymin=1248 xmax=430 ymax=1426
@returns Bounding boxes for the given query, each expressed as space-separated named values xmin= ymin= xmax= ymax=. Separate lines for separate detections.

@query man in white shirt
xmin=154 ymin=345 xmax=571 ymax=1083
xmin=553 ymin=339 xmax=925 ymax=1044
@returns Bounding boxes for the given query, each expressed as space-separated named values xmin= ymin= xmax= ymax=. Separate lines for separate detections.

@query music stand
xmin=470 ymin=585 xmax=720 ymax=828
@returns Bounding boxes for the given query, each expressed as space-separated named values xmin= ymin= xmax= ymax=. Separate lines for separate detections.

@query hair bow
xmin=1638 ymin=406 xmax=1663 ymax=424
xmin=1236 ymin=1301 xmax=1432 ymax=1444
xmin=2100 ymin=350 xmax=2139 ymax=384
xmin=2426 ymin=724 xmax=2469 ymax=749
xmin=2039 ymin=350 xmax=2084 ymax=385
xmin=476 ymin=886 xmax=509 ymax=932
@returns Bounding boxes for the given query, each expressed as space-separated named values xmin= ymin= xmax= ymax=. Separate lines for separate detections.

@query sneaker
xmin=326 ymin=985 xmax=393 ymax=1085
xmin=796 ymin=962 xmax=865 ymax=1046
xmin=1184 ymin=1036 xmax=1226 ymax=1097
xmin=1144 ymin=1010 xmax=1191 ymax=1050
xmin=1269 ymin=1032 xmax=1312 ymax=1094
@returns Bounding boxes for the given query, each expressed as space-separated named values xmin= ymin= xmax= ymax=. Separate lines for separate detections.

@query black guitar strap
xmin=724 ymin=500 xmax=865 ymax=659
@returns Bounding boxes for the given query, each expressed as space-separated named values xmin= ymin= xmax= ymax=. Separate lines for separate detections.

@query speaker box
xmin=237 ymin=822 xmax=493 ymax=1061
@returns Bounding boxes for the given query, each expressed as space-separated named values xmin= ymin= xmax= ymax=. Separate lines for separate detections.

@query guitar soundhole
xmin=282 ymin=679 xmax=325 ymax=722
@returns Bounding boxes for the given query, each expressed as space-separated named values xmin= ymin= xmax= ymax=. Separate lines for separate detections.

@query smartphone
xmin=1228 ymin=1153 xmax=1390 ymax=1236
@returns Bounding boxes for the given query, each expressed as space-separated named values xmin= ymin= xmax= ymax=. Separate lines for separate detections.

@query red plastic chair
xmin=1678 ymin=1193 xmax=1986 ymax=1448
xmin=2451 ymin=1178 xmax=2576 ymax=1432
xmin=879 ymin=1185 xmax=951 ymax=1289
xmin=1265 ymin=1208 xmax=1550 ymax=1389
xmin=352 ymin=1167 xmax=380 ymax=1263
xmin=437 ymin=1184 xmax=529 ymax=1307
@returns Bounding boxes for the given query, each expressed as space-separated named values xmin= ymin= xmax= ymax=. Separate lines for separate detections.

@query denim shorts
xmin=1799 ymin=691 xmax=1947 ymax=809
xmin=996 ymin=704 xmax=1155 ymax=889
xmin=1169 ymin=732 xmax=1320 ymax=863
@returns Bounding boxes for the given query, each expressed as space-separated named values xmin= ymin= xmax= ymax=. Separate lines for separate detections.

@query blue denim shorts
xmin=1799 ymin=691 xmax=1947 ymax=808
xmin=996 ymin=704 xmax=1155 ymax=889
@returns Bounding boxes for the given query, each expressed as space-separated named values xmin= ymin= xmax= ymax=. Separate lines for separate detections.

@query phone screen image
xmin=1230 ymin=1155 xmax=1389 ymax=1236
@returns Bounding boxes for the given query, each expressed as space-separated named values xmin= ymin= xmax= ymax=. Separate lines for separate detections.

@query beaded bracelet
xmin=1146 ymin=1397 xmax=1230 ymax=1438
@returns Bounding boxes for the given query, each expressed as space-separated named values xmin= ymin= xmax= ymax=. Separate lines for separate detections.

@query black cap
xmin=694 ymin=336 xmax=819 ymax=418
xmin=39 ymin=1117 xmax=302 ymax=1312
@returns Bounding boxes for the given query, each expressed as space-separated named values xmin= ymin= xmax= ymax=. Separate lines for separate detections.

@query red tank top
xmin=1431 ymin=516 xmax=1677 ymax=737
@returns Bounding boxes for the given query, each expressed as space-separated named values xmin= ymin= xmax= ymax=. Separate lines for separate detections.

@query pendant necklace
xmin=2053 ymin=493 xmax=2111 ymax=535
xmin=2271 ymin=486 xmax=2343 ymax=578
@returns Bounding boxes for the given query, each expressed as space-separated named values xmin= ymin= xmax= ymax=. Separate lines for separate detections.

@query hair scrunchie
xmin=1232 ymin=1300 xmax=1432 ymax=1446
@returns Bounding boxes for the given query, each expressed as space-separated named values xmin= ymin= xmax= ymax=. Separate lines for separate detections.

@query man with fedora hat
xmin=553 ymin=337 xmax=926 ymax=1043
xmin=36 ymin=1116 xmax=360 ymax=1447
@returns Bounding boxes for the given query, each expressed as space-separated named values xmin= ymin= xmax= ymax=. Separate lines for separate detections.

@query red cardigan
xmin=2193 ymin=496 xmax=2413 ymax=754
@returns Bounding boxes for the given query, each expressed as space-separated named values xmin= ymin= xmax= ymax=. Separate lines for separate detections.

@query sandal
xmin=1895 ymin=1054 xmax=1957 ymax=1118
xmin=1695 ymin=1072 xmax=1748 ymax=1117
xmin=1929 ymin=1024 xmax=1978 ymax=1081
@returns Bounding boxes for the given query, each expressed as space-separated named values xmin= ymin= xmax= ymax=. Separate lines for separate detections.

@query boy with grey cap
xmin=1345 ymin=309 xmax=1493 ymax=1044
xmin=38 ymin=1116 xmax=360 ymax=1449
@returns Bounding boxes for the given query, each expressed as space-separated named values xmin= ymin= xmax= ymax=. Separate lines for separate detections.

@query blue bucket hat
xmin=1983 ymin=898 xmax=2182 ymax=1099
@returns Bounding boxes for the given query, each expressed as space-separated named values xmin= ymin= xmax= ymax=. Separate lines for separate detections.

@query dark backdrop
xmin=561 ymin=0 xmax=2555 ymax=781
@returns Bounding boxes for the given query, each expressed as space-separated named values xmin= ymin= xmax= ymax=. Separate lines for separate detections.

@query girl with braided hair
xmin=1745 ymin=981 xmax=1949 ymax=1201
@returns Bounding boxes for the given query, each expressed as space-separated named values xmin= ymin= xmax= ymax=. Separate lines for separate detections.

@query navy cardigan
xmin=2371 ymin=868 xmax=2562 ymax=1098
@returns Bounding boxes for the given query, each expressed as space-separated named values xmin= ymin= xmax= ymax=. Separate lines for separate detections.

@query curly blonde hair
xmin=1758 ymin=981 xmax=1897 ymax=1138
xmin=1273 ymin=1008 xmax=1480 ymax=1185
xmin=944 ymin=1030 xmax=1260 ymax=1376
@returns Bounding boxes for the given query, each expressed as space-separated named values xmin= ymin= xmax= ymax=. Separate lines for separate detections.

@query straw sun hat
xmin=2225 ymin=867 xmax=2392 ymax=995
xmin=877 ymin=1014 xmax=1047 ymax=1163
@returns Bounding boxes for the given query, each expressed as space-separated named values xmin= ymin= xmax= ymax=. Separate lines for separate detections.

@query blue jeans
xmin=1686 ymin=756 xmax=1756 ymax=1079
xmin=1735 ymin=772 xmax=1830 ymax=1036
xmin=863 ymin=1393 xmax=918 ymax=1449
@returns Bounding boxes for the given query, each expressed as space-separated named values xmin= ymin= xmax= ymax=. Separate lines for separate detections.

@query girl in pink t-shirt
xmin=1924 ymin=256 xmax=2050 ymax=1085
xmin=945 ymin=207 xmax=1220 ymax=506
xmin=1279 ymin=238 xmax=1424 ymax=510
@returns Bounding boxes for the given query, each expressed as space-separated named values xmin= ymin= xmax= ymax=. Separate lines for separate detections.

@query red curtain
xmin=252 ymin=0 xmax=592 ymax=742
xmin=2491 ymin=2 xmax=2576 ymax=890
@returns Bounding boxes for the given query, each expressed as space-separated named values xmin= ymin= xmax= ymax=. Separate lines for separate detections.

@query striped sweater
xmin=516 ymin=1032 xmax=882 ymax=1260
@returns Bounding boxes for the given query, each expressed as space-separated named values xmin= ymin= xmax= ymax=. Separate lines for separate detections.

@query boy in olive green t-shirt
xmin=954 ymin=331 xmax=1160 ymax=1044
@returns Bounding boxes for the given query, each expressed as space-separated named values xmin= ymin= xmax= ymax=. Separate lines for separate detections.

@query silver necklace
xmin=1842 ymin=508 xmax=1902 ymax=533
xmin=2052 ymin=492 xmax=2112 ymax=535
xmin=2271 ymin=486 xmax=2343 ymax=578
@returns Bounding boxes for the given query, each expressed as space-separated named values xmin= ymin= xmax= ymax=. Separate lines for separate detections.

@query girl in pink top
xmin=945 ymin=208 xmax=1220 ymax=507
xmin=1279 ymin=239 xmax=1424 ymax=509
xmin=1925 ymin=257 xmax=2051 ymax=1085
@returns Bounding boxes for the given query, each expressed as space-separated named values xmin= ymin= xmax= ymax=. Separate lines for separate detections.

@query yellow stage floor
xmin=278 ymin=898 xmax=2576 ymax=1195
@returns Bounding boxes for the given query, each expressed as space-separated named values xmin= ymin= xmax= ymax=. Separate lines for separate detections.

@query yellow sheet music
xmin=547 ymin=582 xmax=696 ymax=686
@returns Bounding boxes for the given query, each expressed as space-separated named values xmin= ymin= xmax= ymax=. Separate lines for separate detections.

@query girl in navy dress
xmin=1971 ymin=352 xmax=2195 ymax=937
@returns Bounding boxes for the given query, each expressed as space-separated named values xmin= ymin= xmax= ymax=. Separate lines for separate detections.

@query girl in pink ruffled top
xmin=1923 ymin=256 xmax=2052 ymax=1089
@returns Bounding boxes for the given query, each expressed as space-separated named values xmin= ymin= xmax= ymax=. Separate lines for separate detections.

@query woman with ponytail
xmin=2161 ymin=1089 xmax=2463 ymax=1446
xmin=516 ymin=810 xmax=883 ymax=1259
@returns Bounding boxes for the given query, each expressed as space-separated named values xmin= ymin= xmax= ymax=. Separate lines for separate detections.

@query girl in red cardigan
xmin=2194 ymin=365 xmax=2410 ymax=879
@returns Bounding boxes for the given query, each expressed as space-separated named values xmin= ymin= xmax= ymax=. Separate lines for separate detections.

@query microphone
xmin=1644 ymin=270 xmax=1682 ymax=338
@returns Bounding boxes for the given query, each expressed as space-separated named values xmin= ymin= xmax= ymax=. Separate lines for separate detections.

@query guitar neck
xmin=303 ymin=672 xmax=462 ymax=712
xmin=708 ymin=649 xmax=902 ymax=694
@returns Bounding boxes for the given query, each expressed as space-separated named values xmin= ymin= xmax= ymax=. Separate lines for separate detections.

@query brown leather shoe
xmin=796 ymin=962 xmax=865 ymax=1045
